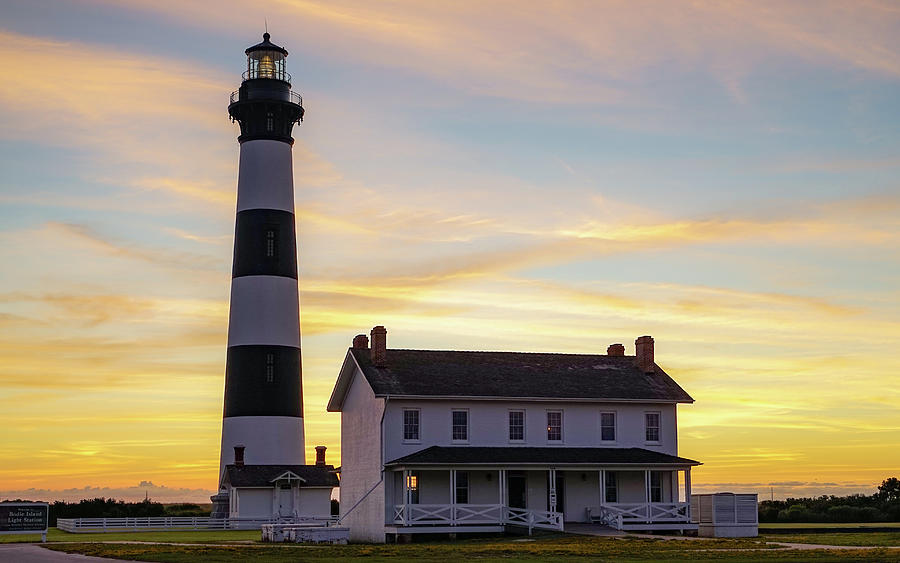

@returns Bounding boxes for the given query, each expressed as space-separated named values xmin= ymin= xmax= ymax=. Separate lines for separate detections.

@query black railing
xmin=229 ymin=90 xmax=303 ymax=107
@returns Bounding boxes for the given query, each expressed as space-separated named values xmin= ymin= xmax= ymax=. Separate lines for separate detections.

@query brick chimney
xmin=607 ymin=343 xmax=625 ymax=356
xmin=352 ymin=334 xmax=369 ymax=349
xmin=234 ymin=445 xmax=245 ymax=467
xmin=370 ymin=326 xmax=387 ymax=367
xmin=635 ymin=335 xmax=655 ymax=372
xmin=315 ymin=445 xmax=327 ymax=467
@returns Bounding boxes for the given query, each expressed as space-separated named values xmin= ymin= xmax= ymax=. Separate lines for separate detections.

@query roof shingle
xmin=350 ymin=348 xmax=692 ymax=402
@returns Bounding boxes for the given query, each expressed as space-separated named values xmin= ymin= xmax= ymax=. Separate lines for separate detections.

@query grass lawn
xmin=43 ymin=534 xmax=900 ymax=563
xmin=0 ymin=528 xmax=258 ymax=543
xmin=761 ymin=522 xmax=900 ymax=529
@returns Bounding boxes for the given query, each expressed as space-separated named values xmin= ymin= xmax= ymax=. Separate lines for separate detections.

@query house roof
xmin=222 ymin=464 xmax=339 ymax=488
xmin=386 ymin=446 xmax=700 ymax=467
xmin=333 ymin=348 xmax=692 ymax=407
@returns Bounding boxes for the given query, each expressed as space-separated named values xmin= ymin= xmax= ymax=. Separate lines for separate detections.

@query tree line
xmin=2 ymin=498 xmax=210 ymax=526
xmin=758 ymin=477 xmax=900 ymax=523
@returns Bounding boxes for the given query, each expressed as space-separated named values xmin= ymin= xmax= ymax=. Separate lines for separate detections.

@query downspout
xmin=337 ymin=395 xmax=389 ymax=525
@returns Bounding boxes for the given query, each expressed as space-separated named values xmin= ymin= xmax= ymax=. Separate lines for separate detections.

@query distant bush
xmin=163 ymin=503 xmax=209 ymax=517
xmin=759 ymin=476 xmax=900 ymax=524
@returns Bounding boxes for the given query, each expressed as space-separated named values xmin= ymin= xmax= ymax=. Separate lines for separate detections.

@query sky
xmin=1 ymin=0 xmax=899 ymax=504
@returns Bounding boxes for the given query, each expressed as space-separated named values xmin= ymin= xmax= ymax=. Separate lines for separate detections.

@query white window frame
xmin=508 ymin=409 xmax=525 ymax=443
xmin=644 ymin=411 xmax=661 ymax=444
xmin=546 ymin=409 xmax=563 ymax=443
xmin=403 ymin=408 xmax=421 ymax=443
xmin=451 ymin=409 xmax=469 ymax=443
xmin=600 ymin=410 xmax=616 ymax=443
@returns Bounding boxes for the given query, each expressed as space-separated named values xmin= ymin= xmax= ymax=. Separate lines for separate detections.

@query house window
xmin=605 ymin=471 xmax=618 ymax=503
xmin=403 ymin=409 xmax=420 ymax=441
xmin=547 ymin=410 xmax=562 ymax=442
xmin=645 ymin=412 xmax=660 ymax=442
xmin=600 ymin=412 xmax=616 ymax=442
xmin=406 ymin=472 xmax=419 ymax=504
xmin=265 ymin=353 xmax=275 ymax=383
xmin=451 ymin=410 xmax=468 ymax=441
xmin=265 ymin=229 xmax=277 ymax=258
xmin=455 ymin=471 xmax=469 ymax=504
xmin=508 ymin=410 xmax=525 ymax=442
xmin=650 ymin=471 xmax=662 ymax=503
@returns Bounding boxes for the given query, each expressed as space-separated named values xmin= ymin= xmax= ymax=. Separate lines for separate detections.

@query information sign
xmin=0 ymin=502 xmax=49 ymax=541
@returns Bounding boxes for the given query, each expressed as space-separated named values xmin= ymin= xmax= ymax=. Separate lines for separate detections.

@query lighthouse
xmin=218 ymin=33 xmax=306 ymax=477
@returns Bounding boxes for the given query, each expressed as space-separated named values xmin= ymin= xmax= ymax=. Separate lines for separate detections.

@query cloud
xmin=0 ymin=482 xmax=216 ymax=504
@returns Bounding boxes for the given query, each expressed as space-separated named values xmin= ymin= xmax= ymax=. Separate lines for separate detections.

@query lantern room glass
xmin=245 ymin=49 xmax=289 ymax=82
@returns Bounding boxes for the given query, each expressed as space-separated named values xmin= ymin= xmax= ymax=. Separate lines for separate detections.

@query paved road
xmin=0 ymin=544 xmax=132 ymax=562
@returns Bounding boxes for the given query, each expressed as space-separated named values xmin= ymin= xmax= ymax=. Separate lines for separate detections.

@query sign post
xmin=0 ymin=502 xmax=50 ymax=542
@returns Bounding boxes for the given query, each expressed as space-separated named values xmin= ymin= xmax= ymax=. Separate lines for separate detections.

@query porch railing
xmin=392 ymin=504 xmax=562 ymax=532
xmin=590 ymin=502 xmax=690 ymax=529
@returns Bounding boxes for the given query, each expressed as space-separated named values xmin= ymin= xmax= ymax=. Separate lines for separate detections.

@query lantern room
xmin=244 ymin=32 xmax=291 ymax=83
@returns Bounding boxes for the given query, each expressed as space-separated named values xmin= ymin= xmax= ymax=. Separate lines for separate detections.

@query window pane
xmin=645 ymin=413 xmax=660 ymax=442
xmin=509 ymin=411 xmax=524 ymax=441
xmin=404 ymin=410 xmax=419 ymax=441
xmin=452 ymin=410 xmax=468 ymax=441
xmin=650 ymin=472 xmax=662 ymax=502
xmin=601 ymin=412 xmax=615 ymax=441
xmin=547 ymin=411 xmax=562 ymax=441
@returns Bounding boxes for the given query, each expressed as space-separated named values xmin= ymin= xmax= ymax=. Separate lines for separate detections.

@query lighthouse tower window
xmin=265 ymin=229 xmax=277 ymax=258
xmin=265 ymin=353 xmax=275 ymax=383
xmin=266 ymin=112 xmax=274 ymax=132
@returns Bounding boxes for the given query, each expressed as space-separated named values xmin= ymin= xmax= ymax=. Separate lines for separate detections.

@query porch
xmin=387 ymin=465 xmax=697 ymax=533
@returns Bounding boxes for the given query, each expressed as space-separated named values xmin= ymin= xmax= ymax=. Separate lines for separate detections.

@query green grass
xmin=763 ymin=532 xmax=900 ymax=547
xmin=0 ymin=528 xmax=258 ymax=543
xmin=760 ymin=522 xmax=900 ymax=529
xmin=42 ymin=534 xmax=900 ymax=563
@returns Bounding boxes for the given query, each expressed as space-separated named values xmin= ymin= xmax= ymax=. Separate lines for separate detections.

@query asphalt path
xmin=0 ymin=544 xmax=132 ymax=562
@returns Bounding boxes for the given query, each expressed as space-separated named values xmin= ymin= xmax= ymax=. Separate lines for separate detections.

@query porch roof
xmin=385 ymin=446 xmax=700 ymax=467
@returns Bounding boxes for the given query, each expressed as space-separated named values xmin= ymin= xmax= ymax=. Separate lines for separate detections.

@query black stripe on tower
xmin=232 ymin=209 xmax=297 ymax=279
xmin=228 ymin=80 xmax=304 ymax=145
xmin=223 ymin=345 xmax=303 ymax=417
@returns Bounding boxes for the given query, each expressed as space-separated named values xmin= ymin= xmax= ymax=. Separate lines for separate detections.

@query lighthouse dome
xmin=243 ymin=33 xmax=290 ymax=82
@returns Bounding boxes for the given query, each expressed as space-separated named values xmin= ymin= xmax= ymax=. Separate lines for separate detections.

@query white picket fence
xmin=57 ymin=516 xmax=337 ymax=533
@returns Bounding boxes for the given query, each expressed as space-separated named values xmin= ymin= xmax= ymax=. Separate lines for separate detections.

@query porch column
xmin=450 ymin=469 xmax=456 ymax=525
xmin=599 ymin=469 xmax=605 ymax=505
xmin=272 ymin=485 xmax=278 ymax=518
xmin=685 ymin=467 xmax=692 ymax=519
xmin=402 ymin=469 xmax=409 ymax=526
xmin=671 ymin=471 xmax=678 ymax=503
xmin=499 ymin=469 xmax=506 ymax=506
xmin=644 ymin=469 xmax=651 ymax=523
xmin=548 ymin=468 xmax=557 ymax=513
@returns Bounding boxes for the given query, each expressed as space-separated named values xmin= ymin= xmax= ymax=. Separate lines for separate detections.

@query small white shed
xmin=690 ymin=493 xmax=758 ymax=537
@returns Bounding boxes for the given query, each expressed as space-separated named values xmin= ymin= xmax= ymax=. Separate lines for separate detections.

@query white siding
xmin=339 ymin=368 xmax=386 ymax=542
xmin=384 ymin=400 xmax=678 ymax=461
xmin=299 ymin=488 xmax=334 ymax=517
xmin=236 ymin=488 xmax=273 ymax=518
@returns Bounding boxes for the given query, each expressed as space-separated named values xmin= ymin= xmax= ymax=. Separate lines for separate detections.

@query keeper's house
xmin=328 ymin=326 xmax=700 ymax=542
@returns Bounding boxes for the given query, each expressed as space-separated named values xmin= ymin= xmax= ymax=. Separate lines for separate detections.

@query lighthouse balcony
xmin=230 ymin=89 xmax=303 ymax=107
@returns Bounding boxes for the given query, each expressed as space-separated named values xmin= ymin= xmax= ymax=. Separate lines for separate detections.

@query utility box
xmin=690 ymin=493 xmax=758 ymax=537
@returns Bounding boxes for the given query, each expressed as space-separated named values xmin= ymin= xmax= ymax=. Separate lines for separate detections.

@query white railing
xmin=392 ymin=504 xmax=561 ymax=532
xmin=504 ymin=506 xmax=564 ymax=532
xmin=589 ymin=502 xmax=690 ymax=529
xmin=56 ymin=515 xmax=338 ymax=533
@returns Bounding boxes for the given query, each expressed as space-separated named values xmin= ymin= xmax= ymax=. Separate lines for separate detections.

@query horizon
xmin=1 ymin=1 xmax=899 ymax=505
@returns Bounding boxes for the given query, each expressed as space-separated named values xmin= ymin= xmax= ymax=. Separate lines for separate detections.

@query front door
xmin=278 ymin=485 xmax=293 ymax=516
xmin=508 ymin=472 xmax=527 ymax=508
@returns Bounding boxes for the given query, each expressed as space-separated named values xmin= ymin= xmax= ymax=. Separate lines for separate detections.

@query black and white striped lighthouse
xmin=218 ymin=33 xmax=306 ymax=476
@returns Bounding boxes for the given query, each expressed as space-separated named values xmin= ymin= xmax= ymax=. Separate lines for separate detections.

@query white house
xmin=327 ymin=326 xmax=701 ymax=542
xmin=218 ymin=444 xmax=338 ymax=521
